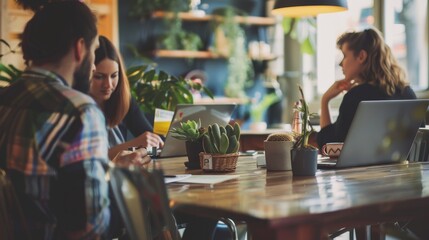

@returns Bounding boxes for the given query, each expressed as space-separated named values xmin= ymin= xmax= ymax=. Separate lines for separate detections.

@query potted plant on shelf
xmin=264 ymin=132 xmax=295 ymax=171
xmin=200 ymin=122 xmax=240 ymax=172
xmin=290 ymin=86 xmax=318 ymax=176
xmin=170 ymin=119 xmax=205 ymax=169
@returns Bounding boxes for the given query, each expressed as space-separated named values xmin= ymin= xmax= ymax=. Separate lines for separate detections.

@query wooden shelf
xmin=154 ymin=50 xmax=222 ymax=59
xmin=154 ymin=50 xmax=278 ymax=60
xmin=152 ymin=11 xmax=277 ymax=26
xmin=250 ymin=54 xmax=278 ymax=61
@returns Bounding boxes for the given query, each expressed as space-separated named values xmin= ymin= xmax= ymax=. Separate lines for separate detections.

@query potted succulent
xmin=200 ymin=122 xmax=241 ymax=172
xmin=170 ymin=119 xmax=205 ymax=169
xmin=264 ymin=132 xmax=295 ymax=171
xmin=290 ymin=86 xmax=318 ymax=176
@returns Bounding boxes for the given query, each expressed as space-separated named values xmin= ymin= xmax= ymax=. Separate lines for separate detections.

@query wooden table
xmin=159 ymin=156 xmax=429 ymax=239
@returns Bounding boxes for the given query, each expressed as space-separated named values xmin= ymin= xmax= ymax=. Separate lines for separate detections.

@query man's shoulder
xmin=58 ymin=87 xmax=98 ymax=110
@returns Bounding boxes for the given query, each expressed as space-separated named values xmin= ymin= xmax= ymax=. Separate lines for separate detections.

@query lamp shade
xmin=272 ymin=0 xmax=348 ymax=17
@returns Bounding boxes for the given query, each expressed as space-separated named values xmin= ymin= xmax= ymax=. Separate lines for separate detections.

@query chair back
xmin=109 ymin=165 xmax=180 ymax=240
xmin=409 ymin=128 xmax=429 ymax=162
xmin=0 ymin=169 xmax=30 ymax=240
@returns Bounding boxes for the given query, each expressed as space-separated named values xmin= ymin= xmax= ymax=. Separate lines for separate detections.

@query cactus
xmin=203 ymin=122 xmax=240 ymax=154
xmin=266 ymin=132 xmax=295 ymax=142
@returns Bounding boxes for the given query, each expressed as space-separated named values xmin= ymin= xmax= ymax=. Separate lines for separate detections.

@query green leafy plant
xmin=159 ymin=14 xmax=203 ymax=52
xmin=0 ymin=39 xmax=22 ymax=87
xmin=250 ymin=93 xmax=280 ymax=123
xmin=282 ymin=17 xmax=316 ymax=55
xmin=127 ymin=64 xmax=214 ymax=114
xmin=170 ymin=119 xmax=205 ymax=142
xmin=210 ymin=7 xmax=253 ymax=98
xmin=202 ymin=122 xmax=240 ymax=154
xmin=293 ymin=86 xmax=317 ymax=149
xmin=129 ymin=0 xmax=190 ymax=19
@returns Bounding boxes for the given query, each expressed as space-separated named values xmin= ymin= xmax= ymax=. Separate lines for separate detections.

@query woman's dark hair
xmin=337 ymin=28 xmax=408 ymax=96
xmin=94 ymin=36 xmax=130 ymax=127
xmin=21 ymin=1 xmax=97 ymax=66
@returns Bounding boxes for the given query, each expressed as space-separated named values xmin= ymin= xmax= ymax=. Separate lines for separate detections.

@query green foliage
xmin=0 ymin=39 xmax=22 ymax=87
xmin=203 ymin=122 xmax=240 ymax=154
xmin=129 ymin=0 xmax=190 ymax=19
xmin=293 ymin=86 xmax=317 ymax=149
xmin=211 ymin=7 xmax=253 ymax=98
xmin=282 ymin=17 xmax=316 ymax=55
xmin=170 ymin=119 xmax=205 ymax=142
xmin=250 ymin=93 xmax=280 ymax=122
xmin=127 ymin=64 xmax=214 ymax=114
xmin=159 ymin=14 xmax=202 ymax=52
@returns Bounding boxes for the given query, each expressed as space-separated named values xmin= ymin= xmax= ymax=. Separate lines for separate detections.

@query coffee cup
xmin=321 ymin=142 xmax=344 ymax=158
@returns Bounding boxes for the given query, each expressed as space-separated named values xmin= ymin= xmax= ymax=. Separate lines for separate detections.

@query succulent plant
xmin=202 ymin=122 xmax=240 ymax=154
xmin=266 ymin=132 xmax=295 ymax=142
xmin=170 ymin=119 xmax=205 ymax=142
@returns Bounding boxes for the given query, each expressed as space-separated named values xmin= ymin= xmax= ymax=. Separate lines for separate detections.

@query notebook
xmin=152 ymin=103 xmax=236 ymax=158
xmin=318 ymin=99 xmax=429 ymax=169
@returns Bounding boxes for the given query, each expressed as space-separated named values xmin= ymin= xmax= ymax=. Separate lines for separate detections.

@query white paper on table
xmin=175 ymin=175 xmax=240 ymax=185
xmin=164 ymin=174 xmax=192 ymax=184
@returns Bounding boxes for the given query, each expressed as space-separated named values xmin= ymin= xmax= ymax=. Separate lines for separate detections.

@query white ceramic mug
xmin=321 ymin=142 xmax=344 ymax=158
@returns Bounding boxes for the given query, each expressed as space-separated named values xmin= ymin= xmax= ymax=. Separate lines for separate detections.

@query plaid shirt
xmin=0 ymin=68 xmax=110 ymax=239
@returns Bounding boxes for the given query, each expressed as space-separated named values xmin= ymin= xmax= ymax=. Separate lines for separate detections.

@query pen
xmin=164 ymin=175 xmax=178 ymax=178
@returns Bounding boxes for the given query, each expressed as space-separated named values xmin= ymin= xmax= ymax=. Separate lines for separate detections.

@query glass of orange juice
xmin=153 ymin=108 xmax=174 ymax=136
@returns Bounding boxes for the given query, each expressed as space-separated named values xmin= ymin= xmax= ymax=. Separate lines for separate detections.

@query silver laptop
xmin=154 ymin=103 xmax=236 ymax=158
xmin=318 ymin=100 xmax=429 ymax=169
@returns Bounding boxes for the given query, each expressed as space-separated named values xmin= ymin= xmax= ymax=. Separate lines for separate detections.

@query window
xmin=314 ymin=0 xmax=428 ymax=95
xmin=316 ymin=0 xmax=374 ymax=95
xmin=383 ymin=0 xmax=428 ymax=90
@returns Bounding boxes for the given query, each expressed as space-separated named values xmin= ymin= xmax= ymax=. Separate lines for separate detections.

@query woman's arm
xmin=320 ymin=79 xmax=354 ymax=128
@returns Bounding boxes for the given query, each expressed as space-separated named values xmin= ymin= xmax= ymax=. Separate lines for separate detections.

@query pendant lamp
xmin=272 ymin=0 xmax=348 ymax=17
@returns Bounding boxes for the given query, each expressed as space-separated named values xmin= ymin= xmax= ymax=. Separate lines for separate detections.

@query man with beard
xmin=0 ymin=2 xmax=150 ymax=239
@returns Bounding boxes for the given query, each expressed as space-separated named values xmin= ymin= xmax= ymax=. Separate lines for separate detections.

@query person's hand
xmin=134 ymin=131 xmax=164 ymax=149
xmin=322 ymin=79 xmax=355 ymax=102
xmin=112 ymin=148 xmax=151 ymax=168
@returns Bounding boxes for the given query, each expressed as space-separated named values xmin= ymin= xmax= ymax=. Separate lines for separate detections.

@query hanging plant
xmin=159 ymin=14 xmax=202 ymax=52
xmin=210 ymin=7 xmax=253 ymax=99
xmin=282 ymin=17 xmax=317 ymax=55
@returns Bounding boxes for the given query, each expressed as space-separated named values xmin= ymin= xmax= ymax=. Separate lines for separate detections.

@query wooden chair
xmin=109 ymin=165 xmax=181 ymax=240
xmin=109 ymin=165 xmax=240 ymax=240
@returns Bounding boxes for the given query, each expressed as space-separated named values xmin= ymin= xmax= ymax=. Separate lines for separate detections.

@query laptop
xmin=318 ymin=99 xmax=429 ymax=169
xmin=153 ymin=103 xmax=236 ymax=158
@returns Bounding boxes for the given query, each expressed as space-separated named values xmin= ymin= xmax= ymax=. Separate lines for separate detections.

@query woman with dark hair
xmin=89 ymin=36 xmax=163 ymax=159
xmin=317 ymin=28 xmax=417 ymax=148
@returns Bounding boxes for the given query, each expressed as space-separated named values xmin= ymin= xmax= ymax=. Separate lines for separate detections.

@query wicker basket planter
xmin=199 ymin=152 xmax=239 ymax=172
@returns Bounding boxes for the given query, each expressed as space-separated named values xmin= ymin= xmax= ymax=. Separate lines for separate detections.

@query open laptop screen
xmin=158 ymin=104 xmax=236 ymax=158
